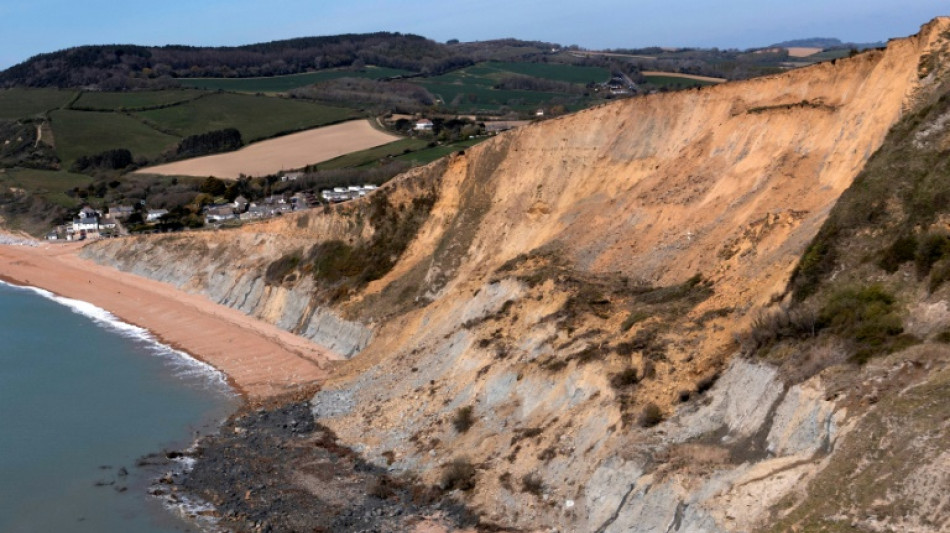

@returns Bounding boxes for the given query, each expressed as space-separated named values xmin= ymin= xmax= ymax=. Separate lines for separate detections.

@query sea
xmin=0 ymin=281 xmax=241 ymax=532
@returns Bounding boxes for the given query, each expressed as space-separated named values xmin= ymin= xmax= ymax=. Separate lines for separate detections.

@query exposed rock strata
xmin=81 ymin=18 xmax=950 ymax=532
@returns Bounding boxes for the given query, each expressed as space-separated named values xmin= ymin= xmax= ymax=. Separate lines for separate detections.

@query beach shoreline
xmin=0 ymin=239 xmax=341 ymax=399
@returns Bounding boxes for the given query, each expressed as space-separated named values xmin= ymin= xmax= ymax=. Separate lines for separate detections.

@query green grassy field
xmin=135 ymin=92 xmax=356 ymax=141
xmin=49 ymin=109 xmax=179 ymax=166
xmin=0 ymin=168 xmax=92 ymax=208
xmin=419 ymin=81 xmax=577 ymax=111
xmin=643 ymin=75 xmax=718 ymax=88
xmin=176 ymin=66 xmax=414 ymax=92
xmin=395 ymin=137 xmax=486 ymax=165
xmin=314 ymin=138 xmax=430 ymax=170
xmin=415 ymin=61 xmax=605 ymax=112
xmin=805 ymin=49 xmax=853 ymax=61
xmin=0 ymin=88 xmax=77 ymax=119
xmin=72 ymin=89 xmax=207 ymax=110
xmin=490 ymin=62 xmax=610 ymax=84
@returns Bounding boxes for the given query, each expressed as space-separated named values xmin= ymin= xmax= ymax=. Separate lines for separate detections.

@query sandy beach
xmin=0 ymin=240 xmax=340 ymax=399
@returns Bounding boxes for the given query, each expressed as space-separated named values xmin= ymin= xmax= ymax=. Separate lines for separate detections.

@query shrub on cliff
xmin=452 ymin=406 xmax=475 ymax=433
xmin=440 ymin=458 xmax=476 ymax=491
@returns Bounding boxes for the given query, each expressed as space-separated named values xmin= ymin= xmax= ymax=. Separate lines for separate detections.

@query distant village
xmin=45 ymin=113 xmax=544 ymax=242
xmin=46 ymin=175 xmax=378 ymax=241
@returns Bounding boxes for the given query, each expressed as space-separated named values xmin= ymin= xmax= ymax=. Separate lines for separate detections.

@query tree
xmin=199 ymin=176 xmax=227 ymax=196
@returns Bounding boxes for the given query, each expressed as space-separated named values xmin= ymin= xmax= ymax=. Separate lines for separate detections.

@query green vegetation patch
xmin=72 ymin=89 xmax=207 ymax=111
xmin=0 ymin=88 xmax=77 ymax=119
xmin=416 ymin=61 xmax=602 ymax=112
xmin=314 ymin=138 xmax=429 ymax=170
xmin=176 ymin=67 xmax=413 ymax=93
xmin=0 ymin=168 xmax=92 ymax=208
xmin=135 ymin=92 xmax=355 ymax=141
xmin=491 ymin=62 xmax=609 ymax=84
xmin=819 ymin=285 xmax=912 ymax=363
xmin=642 ymin=75 xmax=717 ymax=89
xmin=419 ymin=80 xmax=576 ymax=111
xmin=264 ymin=188 xmax=438 ymax=302
xmin=49 ymin=109 xmax=178 ymax=166
xmin=394 ymin=138 xmax=485 ymax=165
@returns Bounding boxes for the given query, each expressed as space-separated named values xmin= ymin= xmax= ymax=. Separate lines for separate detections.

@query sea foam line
xmin=0 ymin=280 xmax=234 ymax=393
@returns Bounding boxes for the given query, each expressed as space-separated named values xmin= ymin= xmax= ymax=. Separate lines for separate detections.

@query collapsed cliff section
xmin=81 ymin=18 xmax=950 ymax=532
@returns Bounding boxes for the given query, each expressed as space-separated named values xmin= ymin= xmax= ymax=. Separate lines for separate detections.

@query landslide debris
xmin=177 ymin=401 xmax=484 ymax=533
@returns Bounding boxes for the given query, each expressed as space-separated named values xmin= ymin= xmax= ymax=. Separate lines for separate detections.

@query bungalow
xmin=240 ymin=205 xmax=269 ymax=220
xmin=414 ymin=119 xmax=434 ymax=131
xmin=281 ymin=172 xmax=303 ymax=182
xmin=204 ymin=204 xmax=237 ymax=223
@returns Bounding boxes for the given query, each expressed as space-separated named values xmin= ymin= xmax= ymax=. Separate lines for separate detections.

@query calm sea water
xmin=0 ymin=281 xmax=240 ymax=533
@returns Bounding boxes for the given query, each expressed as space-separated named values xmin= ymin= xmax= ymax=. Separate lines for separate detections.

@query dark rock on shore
xmin=177 ymin=401 xmax=483 ymax=532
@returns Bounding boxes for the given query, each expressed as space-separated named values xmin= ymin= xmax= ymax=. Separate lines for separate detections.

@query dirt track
xmin=137 ymin=119 xmax=399 ymax=179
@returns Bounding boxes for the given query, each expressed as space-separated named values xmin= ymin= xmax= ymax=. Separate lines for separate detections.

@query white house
xmin=414 ymin=119 xmax=434 ymax=131
xmin=71 ymin=207 xmax=100 ymax=234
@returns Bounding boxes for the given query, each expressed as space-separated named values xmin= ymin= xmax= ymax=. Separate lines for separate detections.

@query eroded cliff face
xmin=83 ymin=18 xmax=950 ymax=532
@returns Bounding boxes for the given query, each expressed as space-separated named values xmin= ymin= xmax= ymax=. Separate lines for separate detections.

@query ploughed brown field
xmin=786 ymin=46 xmax=824 ymax=57
xmin=137 ymin=119 xmax=400 ymax=179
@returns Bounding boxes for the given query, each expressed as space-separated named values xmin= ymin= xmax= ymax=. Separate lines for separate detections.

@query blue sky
xmin=1 ymin=1 xmax=946 ymax=70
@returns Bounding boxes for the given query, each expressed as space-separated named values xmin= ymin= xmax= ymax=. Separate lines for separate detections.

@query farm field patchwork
xmin=135 ymin=92 xmax=356 ymax=141
xmin=489 ymin=62 xmax=611 ymax=84
xmin=72 ymin=89 xmax=207 ymax=110
xmin=136 ymin=119 xmax=400 ymax=178
xmin=49 ymin=109 xmax=179 ymax=166
xmin=0 ymin=88 xmax=77 ymax=119
xmin=415 ymin=61 xmax=608 ymax=111
xmin=176 ymin=66 xmax=414 ymax=93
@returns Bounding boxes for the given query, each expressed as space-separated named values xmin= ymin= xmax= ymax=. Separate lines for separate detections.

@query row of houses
xmin=46 ymin=205 xmax=173 ymax=240
xmin=47 ymin=183 xmax=380 ymax=239
xmin=202 ymin=192 xmax=321 ymax=224
xmin=321 ymin=184 xmax=377 ymax=203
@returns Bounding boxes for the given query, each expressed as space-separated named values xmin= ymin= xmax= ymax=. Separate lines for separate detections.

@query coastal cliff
xmin=82 ymin=18 xmax=950 ymax=531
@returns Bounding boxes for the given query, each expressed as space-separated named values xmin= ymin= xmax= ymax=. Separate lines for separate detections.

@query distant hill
xmin=0 ymin=34 xmax=555 ymax=89
xmin=770 ymin=37 xmax=886 ymax=50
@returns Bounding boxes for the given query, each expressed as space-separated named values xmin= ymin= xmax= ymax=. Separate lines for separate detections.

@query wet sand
xmin=0 ymin=241 xmax=341 ymax=399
